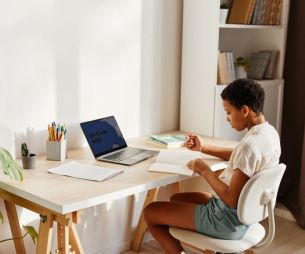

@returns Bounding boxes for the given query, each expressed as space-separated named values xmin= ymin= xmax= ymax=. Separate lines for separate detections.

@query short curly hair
xmin=221 ymin=79 xmax=265 ymax=114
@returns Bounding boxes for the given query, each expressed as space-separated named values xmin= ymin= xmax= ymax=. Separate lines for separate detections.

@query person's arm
xmin=187 ymin=159 xmax=249 ymax=208
xmin=201 ymin=145 xmax=233 ymax=161
xmin=185 ymin=134 xmax=233 ymax=161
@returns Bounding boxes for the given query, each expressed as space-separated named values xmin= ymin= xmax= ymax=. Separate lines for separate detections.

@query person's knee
xmin=143 ymin=202 xmax=157 ymax=224
xmin=170 ymin=193 xmax=180 ymax=202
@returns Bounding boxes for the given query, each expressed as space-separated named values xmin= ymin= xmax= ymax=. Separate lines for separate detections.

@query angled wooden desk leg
xmin=172 ymin=182 xmax=181 ymax=194
xmin=57 ymin=223 xmax=69 ymax=254
xmin=4 ymin=200 xmax=26 ymax=254
xmin=69 ymin=223 xmax=84 ymax=254
xmin=36 ymin=213 xmax=54 ymax=254
xmin=69 ymin=210 xmax=84 ymax=254
xmin=130 ymin=188 xmax=158 ymax=252
xmin=130 ymin=182 xmax=181 ymax=252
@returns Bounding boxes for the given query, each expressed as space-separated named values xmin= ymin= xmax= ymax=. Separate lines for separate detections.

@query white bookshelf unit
xmin=180 ymin=0 xmax=290 ymax=140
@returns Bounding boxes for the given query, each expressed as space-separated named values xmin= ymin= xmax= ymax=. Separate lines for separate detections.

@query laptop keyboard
xmin=103 ymin=148 xmax=144 ymax=162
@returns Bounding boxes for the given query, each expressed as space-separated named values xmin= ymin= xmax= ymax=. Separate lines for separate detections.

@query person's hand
xmin=187 ymin=158 xmax=210 ymax=176
xmin=185 ymin=134 xmax=203 ymax=152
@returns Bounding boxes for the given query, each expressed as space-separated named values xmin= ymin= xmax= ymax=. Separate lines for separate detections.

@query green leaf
xmin=23 ymin=225 xmax=38 ymax=245
xmin=0 ymin=147 xmax=23 ymax=182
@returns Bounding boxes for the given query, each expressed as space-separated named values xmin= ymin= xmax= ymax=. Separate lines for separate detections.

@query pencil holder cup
xmin=46 ymin=140 xmax=67 ymax=161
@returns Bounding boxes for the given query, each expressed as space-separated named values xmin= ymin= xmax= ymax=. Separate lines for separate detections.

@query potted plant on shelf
xmin=0 ymin=147 xmax=38 ymax=245
xmin=220 ymin=3 xmax=229 ymax=24
xmin=21 ymin=143 xmax=36 ymax=169
xmin=235 ymin=57 xmax=251 ymax=79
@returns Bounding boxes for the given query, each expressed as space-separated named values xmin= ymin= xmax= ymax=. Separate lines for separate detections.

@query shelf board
xmin=219 ymin=24 xmax=283 ymax=29
xmin=217 ymin=78 xmax=284 ymax=86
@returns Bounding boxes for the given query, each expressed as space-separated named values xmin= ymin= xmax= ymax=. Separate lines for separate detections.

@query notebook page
xmin=155 ymin=150 xmax=201 ymax=165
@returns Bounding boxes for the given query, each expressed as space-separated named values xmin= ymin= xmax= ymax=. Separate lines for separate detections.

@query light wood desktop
xmin=0 ymin=133 xmax=236 ymax=254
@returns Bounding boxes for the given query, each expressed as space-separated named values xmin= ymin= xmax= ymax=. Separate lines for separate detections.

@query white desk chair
xmin=169 ymin=164 xmax=286 ymax=254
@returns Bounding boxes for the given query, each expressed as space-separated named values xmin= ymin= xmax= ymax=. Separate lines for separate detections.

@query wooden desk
xmin=0 ymin=134 xmax=235 ymax=254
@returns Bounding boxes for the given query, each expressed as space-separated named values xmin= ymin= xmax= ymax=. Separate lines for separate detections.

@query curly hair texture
xmin=221 ymin=79 xmax=265 ymax=114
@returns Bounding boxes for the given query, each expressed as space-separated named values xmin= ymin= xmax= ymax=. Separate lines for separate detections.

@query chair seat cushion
xmin=169 ymin=223 xmax=265 ymax=253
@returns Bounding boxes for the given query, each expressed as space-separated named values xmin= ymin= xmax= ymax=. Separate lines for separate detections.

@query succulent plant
xmin=21 ymin=143 xmax=29 ymax=157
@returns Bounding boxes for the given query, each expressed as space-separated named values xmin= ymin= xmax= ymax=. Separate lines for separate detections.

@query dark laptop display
xmin=80 ymin=116 xmax=127 ymax=158
xmin=80 ymin=116 xmax=154 ymax=165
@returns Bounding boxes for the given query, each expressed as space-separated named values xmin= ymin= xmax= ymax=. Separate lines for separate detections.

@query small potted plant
xmin=21 ymin=143 xmax=36 ymax=169
xmin=220 ymin=3 xmax=229 ymax=24
xmin=235 ymin=57 xmax=251 ymax=79
xmin=0 ymin=147 xmax=38 ymax=245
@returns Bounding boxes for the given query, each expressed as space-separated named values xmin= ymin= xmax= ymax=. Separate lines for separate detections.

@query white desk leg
xmin=36 ymin=213 xmax=54 ymax=254
xmin=4 ymin=200 xmax=26 ymax=254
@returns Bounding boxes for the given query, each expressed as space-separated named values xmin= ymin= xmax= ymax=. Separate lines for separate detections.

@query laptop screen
xmin=80 ymin=116 xmax=127 ymax=158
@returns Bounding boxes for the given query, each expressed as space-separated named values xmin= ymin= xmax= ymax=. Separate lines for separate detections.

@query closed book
xmin=251 ymin=0 xmax=262 ymax=24
xmin=148 ymin=134 xmax=186 ymax=148
xmin=218 ymin=52 xmax=229 ymax=84
xmin=262 ymin=0 xmax=274 ymax=25
xmin=264 ymin=50 xmax=279 ymax=79
xmin=219 ymin=52 xmax=230 ymax=84
xmin=274 ymin=0 xmax=283 ymax=25
xmin=229 ymin=0 xmax=256 ymax=24
xmin=256 ymin=0 xmax=267 ymax=25
xmin=267 ymin=0 xmax=278 ymax=25
xmin=248 ymin=51 xmax=271 ymax=79
xmin=226 ymin=51 xmax=236 ymax=82
xmin=246 ymin=0 xmax=257 ymax=24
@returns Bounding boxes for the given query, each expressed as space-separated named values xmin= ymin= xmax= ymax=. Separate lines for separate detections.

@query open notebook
xmin=48 ymin=161 xmax=123 ymax=181
xmin=148 ymin=150 xmax=228 ymax=176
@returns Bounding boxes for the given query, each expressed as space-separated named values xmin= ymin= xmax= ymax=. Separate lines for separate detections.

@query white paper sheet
xmin=48 ymin=161 xmax=123 ymax=181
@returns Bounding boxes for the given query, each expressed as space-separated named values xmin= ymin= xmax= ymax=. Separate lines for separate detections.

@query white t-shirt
xmin=219 ymin=122 xmax=281 ymax=186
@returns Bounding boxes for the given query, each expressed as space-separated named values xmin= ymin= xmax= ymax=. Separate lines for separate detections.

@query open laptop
xmin=80 ymin=116 xmax=155 ymax=165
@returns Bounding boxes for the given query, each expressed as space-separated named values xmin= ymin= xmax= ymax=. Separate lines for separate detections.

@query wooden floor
xmin=123 ymin=216 xmax=305 ymax=254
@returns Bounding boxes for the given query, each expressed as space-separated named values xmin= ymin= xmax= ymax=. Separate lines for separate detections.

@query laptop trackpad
xmin=122 ymin=153 xmax=152 ymax=165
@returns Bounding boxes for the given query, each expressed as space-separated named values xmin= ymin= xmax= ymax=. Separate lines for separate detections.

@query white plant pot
xmin=235 ymin=66 xmax=248 ymax=79
xmin=219 ymin=9 xmax=229 ymax=24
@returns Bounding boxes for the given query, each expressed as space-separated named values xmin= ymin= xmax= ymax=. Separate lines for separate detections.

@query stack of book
xmin=146 ymin=134 xmax=187 ymax=148
xmin=251 ymin=0 xmax=283 ymax=25
xmin=217 ymin=51 xmax=236 ymax=84
xmin=247 ymin=50 xmax=279 ymax=79
xmin=228 ymin=0 xmax=283 ymax=25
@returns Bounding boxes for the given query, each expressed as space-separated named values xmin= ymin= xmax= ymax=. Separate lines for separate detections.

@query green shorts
xmin=194 ymin=197 xmax=249 ymax=240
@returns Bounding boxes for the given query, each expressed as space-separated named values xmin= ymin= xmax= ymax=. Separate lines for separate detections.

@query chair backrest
xmin=237 ymin=163 xmax=286 ymax=225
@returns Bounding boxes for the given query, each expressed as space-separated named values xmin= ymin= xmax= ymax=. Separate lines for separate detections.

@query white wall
xmin=0 ymin=0 xmax=183 ymax=253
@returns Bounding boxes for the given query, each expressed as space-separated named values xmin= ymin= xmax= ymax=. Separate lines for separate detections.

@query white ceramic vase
xmin=235 ymin=66 xmax=247 ymax=79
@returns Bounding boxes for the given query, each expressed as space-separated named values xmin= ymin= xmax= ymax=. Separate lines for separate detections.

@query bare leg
xmin=144 ymin=201 xmax=198 ymax=254
xmin=170 ymin=192 xmax=212 ymax=204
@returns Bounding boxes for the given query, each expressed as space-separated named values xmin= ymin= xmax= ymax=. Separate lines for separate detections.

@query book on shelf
xmin=217 ymin=51 xmax=235 ymax=84
xmin=248 ymin=51 xmax=271 ymax=79
xmin=251 ymin=0 xmax=283 ymax=25
xmin=217 ymin=51 xmax=229 ymax=84
xmin=147 ymin=134 xmax=187 ymax=148
xmin=148 ymin=150 xmax=228 ymax=176
xmin=228 ymin=0 xmax=256 ymax=24
xmin=264 ymin=50 xmax=279 ymax=79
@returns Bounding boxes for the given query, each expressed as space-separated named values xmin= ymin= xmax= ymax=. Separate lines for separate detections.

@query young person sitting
xmin=144 ymin=79 xmax=281 ymax=254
